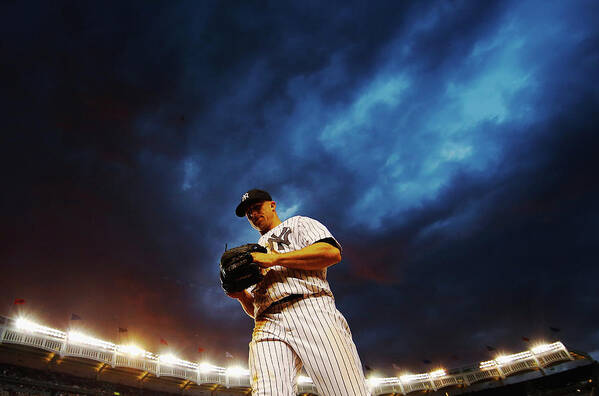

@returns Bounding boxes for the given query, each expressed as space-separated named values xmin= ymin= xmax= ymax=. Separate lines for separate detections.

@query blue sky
xmin=2 ymin=0 xmax=598 ymax=374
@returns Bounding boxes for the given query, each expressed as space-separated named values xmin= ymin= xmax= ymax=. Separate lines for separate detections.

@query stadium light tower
xmin=159 ymin=353 xmax=179 ymax=366
xmin=15 ymin=318 xmax=36 ymax=332
xmin=532 ymin=343 xmax=555 ymax=354
xmin=199 ymin=362 xmax=218 ymax=373
xmin=367 ymin=376 xmax=382 ymax=388
xmin=429 ymin=368 xmax=446 ymax=378
xmin=225 ymin=366 xmax=249 ymax=377
xmin=15 ymin=317 xmax=66 ymax=339
xmin=68 ymin=331 xmax=115 ymax=350
xmin=118 ymin=344 xmax=145 ymax=357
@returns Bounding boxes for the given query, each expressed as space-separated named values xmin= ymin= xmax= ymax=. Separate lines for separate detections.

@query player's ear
xmin=270 ymin=201 xmax=276 ymax=211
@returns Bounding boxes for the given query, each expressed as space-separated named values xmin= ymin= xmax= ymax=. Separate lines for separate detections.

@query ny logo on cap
xmin=242 ymin=192 xmax=249 ymax=201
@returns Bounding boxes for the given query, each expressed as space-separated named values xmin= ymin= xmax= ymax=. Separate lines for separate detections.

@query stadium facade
xmin=1 ymin=315 xmax=596 ymax=395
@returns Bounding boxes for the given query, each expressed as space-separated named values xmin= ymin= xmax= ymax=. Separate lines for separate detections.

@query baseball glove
xmin=220 ymin=243 xmax=267 ymax=294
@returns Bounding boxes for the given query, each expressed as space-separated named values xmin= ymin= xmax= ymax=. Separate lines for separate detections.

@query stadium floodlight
xmin=16 ymin=318 xmax=37 ymax=332
xmin=297 ymin=375 xmax=313 ymax=384
xmin=496 ymin=351 xmax=532 ymax=365
xmin=367 ymin=376 xmax=382 ymax=388
xmin=429 ymin=368 xmax=446 ymax=378
xmin=159 ymin=353 xmax=180 ymax=366
xmin=118 ymin=344 xmax=145 ymax=357
xmin=199 ymin=362 xmax=218 ymax=373
xmin=15 ymin=317 xmax=66 ymax=339
xmin=144 ymin=351 xmax=159 ymax=361
xmin=399 ymin=374 xmax=414 ymax=383
xmin=479 ymin=360 xmax=497 ymax=369
xmin=531 ymin=342 xmax=558 ymax=355
xmin=158 ymin=353 xmax=197 ymax=369
xmin=68 ymin=331 xmax=115 ymax=350
xmin=225 ymin=366 xmax=249 ymax=377
xmin=495 ymin=354 xmax=515 ymax=365
xmin=400 ymin=373 xmax=429 ymax=383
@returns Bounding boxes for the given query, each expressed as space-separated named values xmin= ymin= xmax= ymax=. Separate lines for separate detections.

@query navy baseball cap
xmin=235 ymin=189 xmax=272 ymax=217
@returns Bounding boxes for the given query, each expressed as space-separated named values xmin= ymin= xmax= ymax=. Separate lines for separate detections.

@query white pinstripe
xmin=248 ymin=216 xmax=369 ymax=396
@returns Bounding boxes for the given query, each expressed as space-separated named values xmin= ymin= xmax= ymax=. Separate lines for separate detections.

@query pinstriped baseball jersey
xmin=251 ymin=215 xmax=341 ymax=317
xmin=250 ymin=294 xmax=370 ymax=396
xmin=247 ymin=215 xmax=369 ymax=395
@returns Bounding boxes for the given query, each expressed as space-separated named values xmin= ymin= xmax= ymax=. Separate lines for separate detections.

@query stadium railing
xmin=0 ymin=316 xmax=580 ymax=395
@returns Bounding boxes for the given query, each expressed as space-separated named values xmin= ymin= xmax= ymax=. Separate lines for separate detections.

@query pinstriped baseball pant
xmin=249 ymin=294 xmax=370 ymax=396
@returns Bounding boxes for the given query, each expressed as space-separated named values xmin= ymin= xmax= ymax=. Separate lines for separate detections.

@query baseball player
xmin=226 ymin=189 xmax=370 ymax=396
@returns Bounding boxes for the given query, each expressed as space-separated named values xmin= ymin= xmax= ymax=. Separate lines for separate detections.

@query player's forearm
xmin=272 ymin=242 xmax=341 ymax=270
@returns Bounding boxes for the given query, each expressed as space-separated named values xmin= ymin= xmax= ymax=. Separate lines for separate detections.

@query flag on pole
xmin=14 ymin=298 xmax=26 ymax=305
xmin=71 ymin=313 xmax=82 ymax=320
xmin=198 ymin=347 xmax=205 ymax=353
xmin=160 ymin=338 xmax=168 ymax=345
xmin=422 ymin=359 xmax=432 ymax=364
xmin=118 ymin=327 xmax=128 ymax=333
xmin=486 ymin=345 xmax=496 ymax=352
xmin=225 ymin=351 xmax=233 ymax=359
xmin=549 ymin=326 xmax=561 ymax=332
xmin=522 ymin=336 xmax=530 ymax=342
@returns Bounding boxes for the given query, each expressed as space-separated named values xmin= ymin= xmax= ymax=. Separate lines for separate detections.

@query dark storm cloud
xmin=1 ymin=0 xmax=598 ymax=374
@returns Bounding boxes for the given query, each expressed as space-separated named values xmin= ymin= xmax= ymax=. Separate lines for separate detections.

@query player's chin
xmin=258 ymin=223 xmax=271 ymax=233
xmin=251 ymin=218 xmax=266 ymax=230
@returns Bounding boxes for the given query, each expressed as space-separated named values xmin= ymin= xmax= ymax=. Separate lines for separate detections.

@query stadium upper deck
xmin=0 ymin=315 xmax=594 ymax=395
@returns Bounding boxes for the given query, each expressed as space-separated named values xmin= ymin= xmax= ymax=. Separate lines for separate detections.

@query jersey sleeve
xmin=298 ymin=216 xmax=342 ymax=251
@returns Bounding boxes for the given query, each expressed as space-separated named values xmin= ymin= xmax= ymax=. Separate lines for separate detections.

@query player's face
xmin=246 ymin=200 xmax=276 ymax=232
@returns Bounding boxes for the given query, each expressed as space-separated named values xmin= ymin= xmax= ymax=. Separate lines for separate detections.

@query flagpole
xmin=6 ymin=299 xmax=14 ymax=319
xmin=8 ymin=299 xmax=15 ymax=319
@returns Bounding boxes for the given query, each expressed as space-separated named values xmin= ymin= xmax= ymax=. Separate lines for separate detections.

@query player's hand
xmin=251 ymin=252 xmax=278 ymax=268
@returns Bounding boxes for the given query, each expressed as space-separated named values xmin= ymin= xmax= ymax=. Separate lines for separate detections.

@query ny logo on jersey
xmin=242 ymin=192 xmax=249 ymax=201
xmin=267 ymin=227 xmax=291 ymax=251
